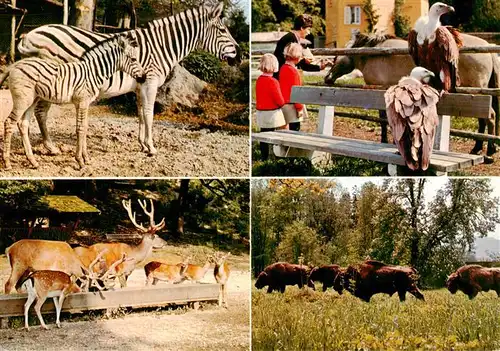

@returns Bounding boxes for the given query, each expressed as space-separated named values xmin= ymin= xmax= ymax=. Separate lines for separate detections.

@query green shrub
xmin=217 ymin=60 xmax=250 ymax=103
xmin=181 ymin=51 xmax=222 ymax=83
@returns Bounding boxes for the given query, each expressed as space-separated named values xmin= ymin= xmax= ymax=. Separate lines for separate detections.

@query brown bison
xmin=308 ymin=265 xmax=344 ymax=294
xmin=255 ymin=262 xmax=315 ymax=293
xmin=446 ymin=265 xmax=500 ymax=299
xmin=342 ymin=260 xmax=425 ymax=302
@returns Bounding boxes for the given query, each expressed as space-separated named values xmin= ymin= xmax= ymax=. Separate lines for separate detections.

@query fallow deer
xmin=78 ymin=199 xmax=167 ymax=288
xmin=5 ymin=239 xmax=87 ymax=294
xmin=16 ymin=270 xmax=81 ymax=330
xmin=183 ymin=255 xmax=213 ymax=283
xmin=144 ymin=257 xmax=190 ymax=286
xmin=212 ymin=252 xmax=231 ymax=308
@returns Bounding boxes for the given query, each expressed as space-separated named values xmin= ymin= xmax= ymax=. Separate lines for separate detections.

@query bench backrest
xmin=290 ymin=86 xmax=492 ymax=119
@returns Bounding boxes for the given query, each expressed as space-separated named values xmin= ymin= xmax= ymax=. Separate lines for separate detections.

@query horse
xmin=324 ymin=32 xmax=500 ymax=162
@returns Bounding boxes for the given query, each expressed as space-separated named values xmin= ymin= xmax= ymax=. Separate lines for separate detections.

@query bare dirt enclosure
xmin=0 ymin=250 xmax=250 ymax=351
xmin=0 ymin=91 xmax=249 ymax=177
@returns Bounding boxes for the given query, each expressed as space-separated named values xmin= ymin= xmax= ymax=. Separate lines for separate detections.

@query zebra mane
xmin=80 ymin=35 xmax=124 ymax=59
xmin=348 ymin=32 xmax=398 ymax=48
xmin=146 ymin=5 xmax=208 ymax=31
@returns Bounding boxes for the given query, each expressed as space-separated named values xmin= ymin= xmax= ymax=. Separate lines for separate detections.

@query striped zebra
xmin=0 ymin=32 xmax=145 ymax=170
xmin=18 ymin=2 xmax=239 ymax=156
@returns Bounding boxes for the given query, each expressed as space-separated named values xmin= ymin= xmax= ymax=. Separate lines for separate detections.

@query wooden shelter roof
xmin=36 ymin=195 xmax=101 ymax=214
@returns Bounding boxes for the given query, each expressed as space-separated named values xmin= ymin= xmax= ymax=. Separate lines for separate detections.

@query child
xmin=255 ymin=53 xmax=286 ymax=161
xmin=279 ymin=43 xmax=307 ymax=131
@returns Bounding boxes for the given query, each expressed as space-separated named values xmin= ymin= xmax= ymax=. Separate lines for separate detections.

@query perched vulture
xmin=384 ymin=67 xmax=440 ymax=171
xmin=408 ymin=2 xmax=462 ymax=92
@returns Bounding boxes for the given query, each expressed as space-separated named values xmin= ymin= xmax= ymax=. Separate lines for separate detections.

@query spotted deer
xmin=75 ymin=199 xmax=167 ymax=288
xmin=212 ymin=252 xmax=231 ymax=308
xmin=5 ymin=239 xmax=88 ymax=294
xmin=16 ymin=270 xmax=81 ymax=330
xmin=144 ymin=256 xmax=190 ymax=286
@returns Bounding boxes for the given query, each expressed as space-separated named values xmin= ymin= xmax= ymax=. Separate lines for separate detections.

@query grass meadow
xmin=252 ymin=285 xmax=500 ymax=351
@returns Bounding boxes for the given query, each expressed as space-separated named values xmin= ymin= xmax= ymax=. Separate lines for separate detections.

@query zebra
xmin=17 ymin=2 xmax=239 ymax=156
xmin=0 ymin=32 xmax=146 ymax=170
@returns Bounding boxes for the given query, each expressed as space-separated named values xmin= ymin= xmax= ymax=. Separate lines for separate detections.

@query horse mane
xmin=348 ymin=32 xmax=398 ymax=48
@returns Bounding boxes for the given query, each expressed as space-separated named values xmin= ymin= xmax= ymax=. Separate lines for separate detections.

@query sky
xmin=337 ymin=178 xmax=500 ymax=240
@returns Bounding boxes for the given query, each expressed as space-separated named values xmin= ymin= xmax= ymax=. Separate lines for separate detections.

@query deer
xmin=4 ymin=239 xmax=89 ymax=294
xmin=183 ymin=255 xmax=214 ymax=283
xmin=144 ymin=256 xmax=190 ymax=286
xmin=15 ymin=270 xmax=81 ymax=330
xmin=78 ymin=198 xmax=167 ymax=288
xmin=212 ymin=252 xmax=231 ymax=308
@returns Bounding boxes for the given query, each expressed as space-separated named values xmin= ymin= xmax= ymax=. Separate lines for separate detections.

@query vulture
xmin=408 ymin=2 xmax=462 ymax=92
xmin=384 ymin=67 xmax=440 ymax=171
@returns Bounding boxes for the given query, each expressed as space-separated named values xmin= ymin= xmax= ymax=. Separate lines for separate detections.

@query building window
xmin=344 ymin=6 xmax=361 ymax=25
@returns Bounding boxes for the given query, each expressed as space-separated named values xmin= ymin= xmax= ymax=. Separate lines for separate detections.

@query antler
xmin=138 ymin=199 xmax=166 ymax=232
xmin=122 ymin=199 xmax=165 ymax=233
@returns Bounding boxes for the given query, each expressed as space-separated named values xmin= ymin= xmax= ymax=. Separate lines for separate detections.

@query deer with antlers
xmin=212 ymin=252 xmax=231 ymax=308
xmin=76 ymin=198 xmax=167 ymax=288
xmin=144 ymin=256 xmax=190 ymax=286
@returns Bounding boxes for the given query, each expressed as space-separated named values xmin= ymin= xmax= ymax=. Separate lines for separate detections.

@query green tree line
xmin=0 ymin=179 xmax=249 ymax=250
xmin=251 ymin=178 xmax=500 ymax=287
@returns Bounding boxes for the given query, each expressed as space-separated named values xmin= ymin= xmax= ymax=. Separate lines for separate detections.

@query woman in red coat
xmin=279 ymin=43 xmax=307 ymax=131
xmin=255 ymin=53 xmax=286 ymax=160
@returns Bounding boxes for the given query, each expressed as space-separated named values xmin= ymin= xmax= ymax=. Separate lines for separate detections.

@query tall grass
xmin=252 ymin=286 xmax=500 ymax=350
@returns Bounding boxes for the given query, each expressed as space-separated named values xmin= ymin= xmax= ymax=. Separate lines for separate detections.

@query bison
xmin=308 ymin=265 xmax=344 ymax=294
xmin=446 ymin=265 xmax=500 ymax=299
xmin=255 ymin=262 xmax=315 ymax=293
xmin=342 ymin=260 xmax=425 ymax=302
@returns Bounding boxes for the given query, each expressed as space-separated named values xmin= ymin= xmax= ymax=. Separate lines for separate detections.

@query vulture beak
xmin=446 ymin=5 xmax=455 ymax=13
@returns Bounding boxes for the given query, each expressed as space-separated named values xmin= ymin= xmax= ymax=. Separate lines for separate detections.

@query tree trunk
xmin=175 ymin=179 xmax=190 ymax=237
xmin=70 ymin=0 xmax=96 ymax=30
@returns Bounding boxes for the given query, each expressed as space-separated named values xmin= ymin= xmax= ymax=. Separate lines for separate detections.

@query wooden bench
xmin=253 ymin=86 xmax=491 ymax=175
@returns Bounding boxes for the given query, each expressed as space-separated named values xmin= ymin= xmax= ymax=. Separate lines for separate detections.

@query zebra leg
xmin=18 ymin=100 xmax=40 ymax=168
xmin=34 ymin=100 xmax=61 ymax=155
xmin=75 ymin=102 xmax=91 ymax=169
xmin=486 ymin=107 xmax=497 ymax=158
xmin=139 ymin=83 xmax=158 ymax=155
xmin=3 ymin=104 xmax=29 ymax=170
xmin=136 ymin=87 xmax=147 ymax=152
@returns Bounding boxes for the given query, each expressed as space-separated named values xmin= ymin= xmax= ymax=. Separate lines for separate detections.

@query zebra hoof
xmin=44 ymin=143 xmax=61 ymax=155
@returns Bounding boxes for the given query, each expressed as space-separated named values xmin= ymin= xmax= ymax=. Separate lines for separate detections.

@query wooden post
xmin=312 ymin=106 xmax=335 ymax=165
xmin=10 ymin=0 xmax=16 ymax=63
xmin=0 ymin=317 xmax=8 ymax=329
xmin=63 ymin=0 xmax=69 ymax=24
xmin=434 ymin=115 xmax=451 ymax=152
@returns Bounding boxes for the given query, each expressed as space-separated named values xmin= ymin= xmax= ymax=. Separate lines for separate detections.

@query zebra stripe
xmin=1 ymin=33 xmax=145 ymax=170
xmin=17 ymin=3 xmax=239 ymax=155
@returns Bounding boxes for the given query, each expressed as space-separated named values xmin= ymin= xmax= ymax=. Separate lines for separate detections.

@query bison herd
xmin=255 ymin=260 xmax=500 ymax=302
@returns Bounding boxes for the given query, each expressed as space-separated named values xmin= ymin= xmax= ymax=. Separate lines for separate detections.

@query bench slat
xmin=276 ymin=132 xmax=471 ymax=169
xmin=253 ymin=131 xmax=483 ymax=172
xmin=274 ymin=130 xmax=483 ymax=167
xmin=290 ymin=86 xmax=492 ymax=119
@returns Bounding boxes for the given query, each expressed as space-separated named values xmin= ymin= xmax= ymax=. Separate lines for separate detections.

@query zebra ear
xmin=210 ymin=2 xmax=224 ymax=19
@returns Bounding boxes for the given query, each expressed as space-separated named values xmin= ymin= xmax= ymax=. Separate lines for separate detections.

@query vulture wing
xmin=432 ymin=26 xmax=461 ymax=92
xmin=385 ymin=77 xmax=440 ymax=170
xmin=407 ymin=30 xmax=420 ymax=66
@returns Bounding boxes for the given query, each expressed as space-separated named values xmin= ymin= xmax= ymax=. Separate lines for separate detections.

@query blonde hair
xmin=259 ymin=54 xmax=279 ymax=73
xmin=284 ymin=43 xmax=303 ymax=61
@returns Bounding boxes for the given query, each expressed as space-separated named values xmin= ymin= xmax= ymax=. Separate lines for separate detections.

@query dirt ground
xmin=0 ymin=249 xmax=250 ymax=351
xmin=0 ymin=91 xmax=249 ymax=177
